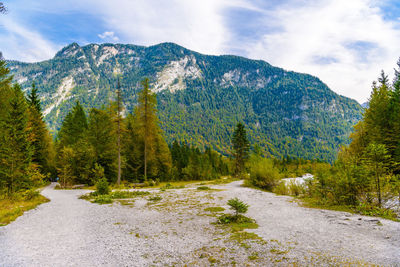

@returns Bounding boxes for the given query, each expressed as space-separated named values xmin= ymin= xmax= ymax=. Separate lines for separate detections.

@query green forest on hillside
xmin=7 ymin=42 xmax=363 ymax=162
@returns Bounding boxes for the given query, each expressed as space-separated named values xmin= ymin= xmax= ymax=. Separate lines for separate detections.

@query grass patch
xmin=92 ymin=195 xmax=112 ymax=204
xmin=300 ymin=197 xmax=399 ymax=221
xmin=204 ymin=207 xmax=225 ymax=212
xmin=0 ymin=193 xmax=49 ymax=226
xmin=248 ymin=252 xmax=260 ymax=260
xmin=110 ymin=190 xmax=150 ymax=199
xmin=197 ymin=186 xmax=210 ymax=190
xmin=148 ymin=195 xmax=162 ymax=202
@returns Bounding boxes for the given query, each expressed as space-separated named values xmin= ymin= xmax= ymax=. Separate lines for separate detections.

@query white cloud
xmin=80 ymin=0 xmax=229 ymax=55
xmin=0 ymin=17 xmax=59 ymax=62
xmin=244 ymin=0 xmax=400 ymax=103
xmin=98 ymin=31 xmax=119 ymax=41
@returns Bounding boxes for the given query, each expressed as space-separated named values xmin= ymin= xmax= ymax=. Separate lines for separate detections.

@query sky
xmin=1 ymin=0 xmax=400 ymax=103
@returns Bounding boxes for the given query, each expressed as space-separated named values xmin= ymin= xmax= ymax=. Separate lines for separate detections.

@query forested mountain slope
xmin=7 ymin=42 xmax=363 ymax=161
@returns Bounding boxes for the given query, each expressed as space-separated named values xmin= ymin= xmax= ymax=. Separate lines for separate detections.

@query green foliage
xmin=148 ymin=195 xmax=162 ymax=202
xmin=22 ymin=189 xmax=40 ymax=200
xmin=197 ymin=186 xmax=210 ymax=190
xmin=95 ymin=177 xmax=110 ymax=195
xmin=217 ymin=214 xmax=256 ymax=225
xmin=88 ymin=108 xmax=118 ymax=183
xmin=248 ymin=157 xmax=280 ymax=191
xmin=227 ymin=197 xmax=249 ymax=216
xmin=8 ymin=42 xmax=363 ymax=162
xmin=92 ymin=194 xmax=112 ymax=204
xmin=109 ymin=190 xmax=149 ymax=199
xmin=204 ymin=206 xmax=225 ymax=212
xmin=232 ymin=123 xmax=250 ymax=176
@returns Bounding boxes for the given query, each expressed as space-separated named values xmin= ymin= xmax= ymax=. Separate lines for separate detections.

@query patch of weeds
xmin=270 ymin=248 xmax=289 ymax=255
xmin=110 ymin=190 xmax=150 ymax=199
xmin=230 ymin=231 xmax=262 ymax=245
xmin=208 ymin=256 xmax=218 ymax=264
xmin=204 ymin=207 xmax=225 ymax=212
xmin=117 ymin=199 xmax=134 ymax=206
xmin=92 ymin=195 xmax=112 ymax=204
xmin=197 ymin=186 xmax=210 ymax=190
xmin=160 ymin=183 xmax=185 ymax=190
xmin=0 ymin=194 xmax=49 ymax=226
xmin=148 ymin=195 xmax=162 ymax=202
xmin=248 ymin=252 xmax=259 ymax=260
xmin=300 ymin=197 xmax=399 ymax=222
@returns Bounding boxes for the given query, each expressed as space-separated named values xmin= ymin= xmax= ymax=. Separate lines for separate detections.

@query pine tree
xmin=27 ymin=82 xmax=41 ymax=112
xmin=1 ymin=84 xmax=32 ymax=194
xmin=135 ymin=78 xmax=171 ymax=180
xmin=232 ymin=122 xmax=250 ymax=177
xmin=137 ymin=78 xmax=158 ymax=180
xmin=116 ymin=80 xmax=122 ymax=185
xmin=26 ymin=83 xmax=55 ymax=176
xmin=87 ymin=108 xmax=117 ymax=183
xmin=57 ymin=101 xmax=93 ymax=185
xmin=58 ymin=101 xmax=88 ymax=147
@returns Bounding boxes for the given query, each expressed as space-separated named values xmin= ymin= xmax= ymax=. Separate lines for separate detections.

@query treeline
xmin=0 ymin=59 xmax=230 ymax=196
xmin=56 ymin=79 xmax=230 ymax=186
xmin=245 ymin=60 xmax=400 ymax=218
xmin=0 ymin=60 xmax=55 ymax=196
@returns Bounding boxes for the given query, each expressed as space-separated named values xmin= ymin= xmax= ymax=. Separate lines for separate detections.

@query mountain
xmin=6 ymin=42 xmax=363 ymax=161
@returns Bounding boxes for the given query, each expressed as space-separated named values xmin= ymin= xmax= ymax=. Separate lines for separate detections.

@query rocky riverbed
xmin=0 ymin=181 xmax=399 ymax=266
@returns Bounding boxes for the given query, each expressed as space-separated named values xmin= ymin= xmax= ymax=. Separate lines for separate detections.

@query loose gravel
xmin=0 ymin=181 xmax=399 ymax=266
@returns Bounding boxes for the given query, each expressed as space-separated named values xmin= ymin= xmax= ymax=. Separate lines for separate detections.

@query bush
xmin=249 ymin=157 xmax=280 ymax=191
xmin=96 ymin=178 xmax=109 ymax=195
xmin=228 ymin=197 xmax=249 ymax=216
xmin=22 ymin=189 xmax=40 ymax=200
xmin=273 ymin=182 xmax=289 ymax=195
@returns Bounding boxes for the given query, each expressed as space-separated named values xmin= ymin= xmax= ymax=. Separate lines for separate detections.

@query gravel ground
xmin=0 ymin=181 xmax=399 ymax=266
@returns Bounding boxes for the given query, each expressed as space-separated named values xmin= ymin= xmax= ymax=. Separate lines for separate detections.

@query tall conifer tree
xmin=232 ymin=122 xmax=250 ymax=177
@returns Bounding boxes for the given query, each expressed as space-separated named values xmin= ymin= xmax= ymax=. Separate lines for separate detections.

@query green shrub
xmin=96 ymin=178 xmax=109 ymax=195
xmin=22 ymin=189 xmax=40 ymax=200
xmin=288 ymin=180 xmax=306 ymax=196
xmin=227 ymin=197 xmax=249 ymax=216
xmin=249 ymin=157 xmax=280 ymax=191
xmin=92 ymin=195 xmax=112 ymax=204
xmin=273 ymin=182 xmax=289 ymax=195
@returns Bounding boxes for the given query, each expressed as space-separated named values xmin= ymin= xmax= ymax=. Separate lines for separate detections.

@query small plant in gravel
xmin=96 ymin=178 xmax=110 ymax=195
xmin=228 ymin=197 xmax=249 ymax=216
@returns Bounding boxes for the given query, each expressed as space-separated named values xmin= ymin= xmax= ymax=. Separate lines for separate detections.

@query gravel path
xmin=0 ymin=181 xmax=399 ymax=266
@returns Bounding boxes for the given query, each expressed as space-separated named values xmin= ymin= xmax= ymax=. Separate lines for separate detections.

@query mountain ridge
xmin=6 ymin=42 xmax=363 ymax=161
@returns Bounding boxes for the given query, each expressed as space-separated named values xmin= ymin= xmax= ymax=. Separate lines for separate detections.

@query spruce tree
xmin=27 ymin=82 xmax=41 ymax=112
xmin=232 ymin=122 xmax=250 ymax=177
xmin=88 ymin=108 xmax=117 ymax=183
xmin=26 ymin=83 xmax=55 ymax=176
xmin=1 ymin=84 xmax=32 ymax=194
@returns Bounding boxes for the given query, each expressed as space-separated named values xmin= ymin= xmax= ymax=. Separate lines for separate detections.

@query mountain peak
xmin=55 ymin=42 xmax=81 ymax=58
